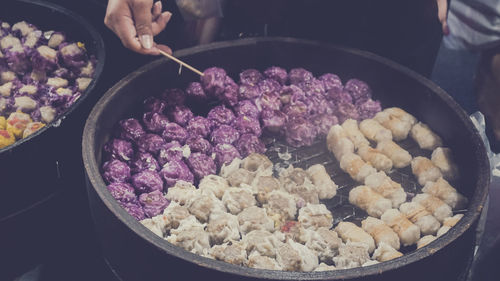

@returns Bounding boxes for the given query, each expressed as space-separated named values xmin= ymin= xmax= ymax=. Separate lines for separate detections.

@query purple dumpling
xmin=104 ymin=138 xmax=134 ymax=162
xmin=344 ymin=79 xmax=372 ymax=103
xmin=356 ymin=98 xmax=382 ymax=120
xmin=139 ymin=190 xmax=170 ymax=218
xmin=207 ymin=105 xmax=235 ymax=127
xmin=335 ymin=102 xmax=360 ymax=123
xmin=318 ymin=73 xmax=343 ymax=92
xmin=201 ymin=67 xmax=227 ymax=97
xmin=239 ymin=69 xmax=263 ymax=86
xmin=284 ymin=117 xmax=317 ymax=147
xmin=102 ymin=159 xmax=131 ymax=184
xmin=157 ymin=141 xmax=183 ymax=166
xmin=258 ymin=79 xmax=281 ymax=95
xmin=161 ymin=88 xmax=185 ymax=106
xmin=254 ymin=91 xmax=281 ymax=112
xmin=326 ymin=88 xmax=353 ymax=105
xmin=263 ymin=66 xmax=287 ymax=85
xmin=107 ymin=182 xmax=137 ymax=203
xmin=238 ymin=84 xmax=261 ymax=100
xmin=119 ymin=200 xmax=146 ymax=220
xmin=214 ymin=143 xmax=241 ymax=168
xmin=279 ymin=85 xmax=305 ymax=105
xmin=297 ymin=79 xmax=325 ymax=97
xmin=288 ymin=68 xmax=313 ymax=85
xmin=282 ymin=101 xmax=309 ymax=119
xmin=186 ymin=152 xmax=217 ymax=181
xmin=130 ymin=152 xmax=160 ymax=173
xmin=309 ymin=94 xmax=331 ymax=115
xmin=185 ymin=135 xmax=212 ymax=155
xmin=232 ymin=115 xmax=262 ymax=136
xmin=311 ymin=114 xmax=339 ymax=137
xmin=167 ymin=105 xmax=194 ymax=127
xmin=160 ymin=159 xmax=194 ymax=187
xmin=185 ymin=82 xmax=207 ymax=101
xmin=260 ymin=109 xmax=287 ymax=133
xmin=131 ymin=170 xmax=164 ymax=194
xmin=161 ymin=122 xmax=188 ymax=144
xmin=220 ymin=76 xmax=239 ymax=107
xmin=142 ymin=112 xmax=169 ymax=133
xmin=186 ymin=116 xmax=211 ymax=138
xmin=137 ymin=133 xmax=166 ymax=154
xmin=116 ymin=118 xmax=145 ymax=142
xmin=235 ymin=133 xmax=266 ymax=157
xmin=210 ymin=124 xmax=240 ymax=145
xmin=143 ymin=96 xmax=167 ymax=113
xmin=235 ymin=100 xmax=260 ymax=119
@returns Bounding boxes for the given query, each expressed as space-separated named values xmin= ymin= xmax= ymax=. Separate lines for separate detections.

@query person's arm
xmin=104 ymin=0 xmax=173 ymax=55
xmin=437 ymin=0 xmax=449 ymax=35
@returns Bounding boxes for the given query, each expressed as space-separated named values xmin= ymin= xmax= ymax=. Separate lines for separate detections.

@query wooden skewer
xmin=158 ymin=49 xmax=204 ymax=76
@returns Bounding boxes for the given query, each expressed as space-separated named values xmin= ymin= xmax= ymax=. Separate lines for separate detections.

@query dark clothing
xmin=220 ymin=0 xmax=443 ymax=77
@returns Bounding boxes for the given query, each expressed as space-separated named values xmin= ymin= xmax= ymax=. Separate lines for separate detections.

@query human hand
xmin=105 ymin=0 xmax=173 ymax=55
xmin=436 ymin=0 xmax=449 ymax=35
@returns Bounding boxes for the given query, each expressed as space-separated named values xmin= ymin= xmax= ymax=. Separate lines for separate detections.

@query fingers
xmin=105 ymin=0 xmax=170 ymax=55
xmin=131 ymin=0 xmax=154 ymax=49
xmin=437 ymin=0 xmax=449 ymax=35
xmin=152 ymin=1 xmax=162 ymax=20
xmin=156 ymin=44 xmax=172 ymax=55
xmin=113 ymin=17 xmax=160 ymax=55
xmin=153 ymin=12 xmax=172 ymax=35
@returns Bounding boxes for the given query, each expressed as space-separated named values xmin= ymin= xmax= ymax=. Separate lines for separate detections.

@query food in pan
xmin=364 ymin=172 xmax=407 ymax=208
xmin=399 ymin=202 xmax=441 ymax=236
xmin=417 ymin=235 xmax=437 ymax=249
xmin=411 ymin=156 xmax=443 ymax=186
xmin=380 ymin=209 xmax=421 ymax=246
xmin=412 ymin=193 xmax=453 ymax=223
xmin=349 ymin=185 xmax=392 ymax=218
xmin=376 ymin=140 xmax=412 ymax=168
xmin=431 ymin=147 xmax=459 ymax=181
xmin=334 ymin=221 xmax=376 ymax=254
xmin=361 ymin=217 xmax=400 ymax=250
xmin=359 ymin=119 xmax=392 ymax=143
xmin=339 ymin=153 xmax=377 ymax=182
xmin=417 ymin=213 xmax=464 ymax=248
xmin=341 ymin=118 xmax=370 ymax=149
xmin=99 ymin=65 xmax=469 ymax=272
xmin=146 ymin=154 xmax=344 ymax=271
xmin=356 ymin=145 xmax=393 ymax=173
xmin=306 ymin=164 xmax=338 ymax=199
xmin=0 ymin=20 xmax=97 ymax=149
xmin=372 ymin=242 xmax=403 ymax=262
xmin=410 ymin=122 xmax=443 ymax=150
xmin=422 ymin=177 xmax=468 ymax=210
xmin=373 ymin=108 xmax=416 ymax=141
xmin=326 ymin=124 xmax=355 ymax=161
xmin=437 ymin=214 xmax=463 ymax=237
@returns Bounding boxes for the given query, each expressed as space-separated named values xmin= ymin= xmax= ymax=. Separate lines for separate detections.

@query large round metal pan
xmin=83 ymin=37 xmax=489 ymax=281
xmin=0 ymin=0 xmax=104 ymax=278
xmin=0 ymin=0 xmax=105 ymax=216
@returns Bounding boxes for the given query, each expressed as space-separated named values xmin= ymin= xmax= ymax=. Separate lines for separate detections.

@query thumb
xmin=132 ymin=0 xmax=154 ymax=49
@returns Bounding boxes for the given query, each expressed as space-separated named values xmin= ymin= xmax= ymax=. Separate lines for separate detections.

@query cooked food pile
xmin=101 ymin=66 xmax=381 ymax=219
xmin=100 ymin=66 xmax=467 ymax=272
xmin=0 ymin=20 xmax=96 ymax=148
xmin=143 ymin=153 xmax=341 ymax=271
